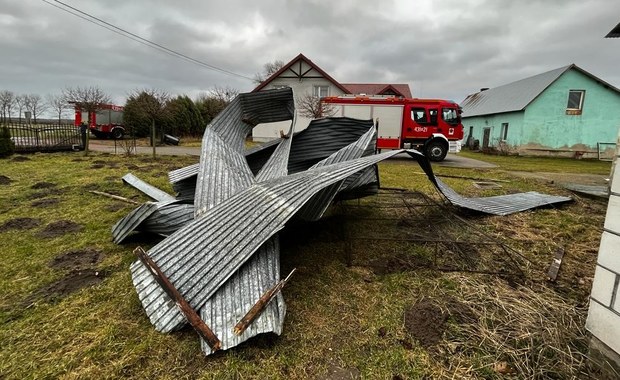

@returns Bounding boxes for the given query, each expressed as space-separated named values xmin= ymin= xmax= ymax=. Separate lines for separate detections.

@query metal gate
xmin=5 ymin=124 xmax=82 ymax=153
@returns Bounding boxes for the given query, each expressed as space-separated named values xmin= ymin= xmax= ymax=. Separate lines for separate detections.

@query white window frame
xmin=566 ymin=90 xmax=585 ymax=111
xmin=500 ymin=123 xmax=509 ymax=141
xmin=313 ymin=85 xmax=329 ymax=98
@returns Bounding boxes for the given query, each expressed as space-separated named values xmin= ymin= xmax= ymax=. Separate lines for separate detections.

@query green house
xmin=461 ymin=64 xmax=620 ymax=158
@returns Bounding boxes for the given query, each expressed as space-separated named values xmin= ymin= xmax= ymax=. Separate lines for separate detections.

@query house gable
xmin=252 ymin=53 xmax=350 ymax=94
xmin=521 ymin=67 xmax=620 ymax=150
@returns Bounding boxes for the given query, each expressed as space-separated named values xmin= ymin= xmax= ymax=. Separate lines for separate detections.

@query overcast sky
xmin=1 ymin=0 xmax=618 ymax=110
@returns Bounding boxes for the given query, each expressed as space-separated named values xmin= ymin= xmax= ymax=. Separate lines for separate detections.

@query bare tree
xmin=15 ymin=95 xmax=27 ymax=124
xmin=24 ymin=94 xmax=48 ymax=124
xmin=0 ymin=90 xmax=15 ymax=123
xmin=62 ymin=86 xmax=111 ymax=124
xmin=208 ymin=85 xmax=239 ymax=102
xmin=253 ymin=59 xmax=285 ymax=84
xmin=296 ymin=92 xmax=336 ymax=119
xmin=46 ymin=93 xmax=70 ymax=125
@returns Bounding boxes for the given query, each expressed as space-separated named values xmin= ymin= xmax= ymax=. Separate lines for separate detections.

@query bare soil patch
xmin=125 ymin=163 xmax=139 ymax=170
xmin=26 ymin=188 xmax=66 ymax=200
xmin=49 ymin=248 xmax=103 ymax=270
xmin=31 ymin=198 xmax=61 ymax=208
xmin=37 ymin=220 xmax=83 ymax=238
xmin=25 ymin=270 xmax=107 ymax=305
xmin=0 ymin=217 xmax=41 ymax=232
xmin=11 ymin=155 xmax=30 ymax=162
xmin=0 ymin=175 xmax=12 ymax=185
xmin=404 ymin=298 xmax=448 ymax=348
xmin=91 ymin=163 xmax=105 ymax=169
xmin=31 ymin=182 xmax=56 ymax=190
xmin=324 ymin=363 xmax=361 ymax=380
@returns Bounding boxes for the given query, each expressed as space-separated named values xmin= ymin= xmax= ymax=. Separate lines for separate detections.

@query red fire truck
xmin=322 ymin=96 xmax=464 ymax=161
xmin=74 ymin=103 xmax=125 ymax=139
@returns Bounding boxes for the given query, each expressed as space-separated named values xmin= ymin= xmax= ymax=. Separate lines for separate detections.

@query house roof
xmin=252 ymin=53 xmax=350 ymax=93
xmin=341 ymin=83 xmax=412 ymax=98
xmin=606 ymin=22 xmax=620 ymax=38
xmin=461 ymin=64 xmax=620 ymax=117
xmin=252 ymin=54 xmax=412 ymax=98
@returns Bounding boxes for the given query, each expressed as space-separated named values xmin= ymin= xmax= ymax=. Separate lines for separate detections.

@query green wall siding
xmin=462 ymin=68 xmax=620 ymax=152
xmin=523 ymin=69 xmax=620 ymax=149
xmin=462 ymin=112 xmax=524 ymax=147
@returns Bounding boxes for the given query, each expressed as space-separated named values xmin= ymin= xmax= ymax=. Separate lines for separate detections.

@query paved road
xmin=89 ymin=141 xmax=496 ymax=169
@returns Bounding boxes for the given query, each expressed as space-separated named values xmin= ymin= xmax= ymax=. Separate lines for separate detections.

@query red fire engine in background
xmin=322 ymin=96 xmax=464 ymax=161
xmin=74 ymin=103 xmax=126 ymax=139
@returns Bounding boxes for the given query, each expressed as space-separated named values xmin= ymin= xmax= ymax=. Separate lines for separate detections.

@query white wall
xmin=252 ymin=62 xmax=346 ymax=141
xmin=586 ymin=126 xmax=620 ymax=355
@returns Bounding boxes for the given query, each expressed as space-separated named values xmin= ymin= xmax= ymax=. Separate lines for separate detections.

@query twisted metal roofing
xmin=115 ymin=88 xmax=574 ymax=358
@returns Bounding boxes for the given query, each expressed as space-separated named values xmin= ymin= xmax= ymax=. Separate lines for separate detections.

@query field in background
xmin=0 ymin=151 xmax=612 ymax=379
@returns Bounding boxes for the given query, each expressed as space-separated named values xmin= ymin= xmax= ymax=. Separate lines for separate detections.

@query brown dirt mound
xmin=25 ymin=270 xmax=107 ymax=305
xmin=0 ymin=175 xmax=11 ymax=185
xmin=404 ymin=299 xmax=448 ymax=348
xmin=31 ymin=198 xmax=61 ymax=208
xmin=27 ymin=188 xmax=65 ymax=200
xmin=31 ymin=182 xmax=56 ymax=189
xmin=0 ymin=217 xmax=41 ymax=232
xmin=49 ymin=248 xmax=103 ymax=270
xmin=11 ymin=155 xmax=31 ymax=162
xmin=369 ymin=253 xmax=432 ymax=275
xmin=125 ymin=163 xmax=139 ymax=170
xmin=37 ymin=220 xmax=83 ymax=238
xmin=91 ymin=164 xmax=105 ymax=169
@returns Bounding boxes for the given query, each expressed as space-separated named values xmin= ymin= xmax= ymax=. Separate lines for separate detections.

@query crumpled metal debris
xmin=112 ymin=88 xmax=572 ymax=356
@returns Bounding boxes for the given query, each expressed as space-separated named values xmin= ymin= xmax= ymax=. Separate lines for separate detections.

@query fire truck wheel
xmin=426 ymin=140 xmax=448 ymax=162
xmin=111 ymin=128 xmax=124 ymax=140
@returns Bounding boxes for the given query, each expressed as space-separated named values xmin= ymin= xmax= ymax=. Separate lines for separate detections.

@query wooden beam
xmin=547 ymin=247 xmax=565 ymax=282
xmin=233 ymin=268 xmax=296 ymax=336
xmin=133 ymin=247 xmax=222 ymax=351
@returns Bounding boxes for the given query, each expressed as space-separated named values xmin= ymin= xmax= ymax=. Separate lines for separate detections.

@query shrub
xmin=0 ymin=126 xmax=15 ymax=158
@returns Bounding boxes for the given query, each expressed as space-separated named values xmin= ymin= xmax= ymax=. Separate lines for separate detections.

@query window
xmin=500 ymin=123 xmax=509 ymax=140
xmin=313 ymin=85 xmax=329 ymax=98
xmin=566 ymin=90 xmax=585 ymax=114
xmin=428 ymin=109 xmax=438 ymax=125
xmin=441 ymin=108 xmax=459 ymax=125
xmin=411 ymin=108 xmax=427 ymax=123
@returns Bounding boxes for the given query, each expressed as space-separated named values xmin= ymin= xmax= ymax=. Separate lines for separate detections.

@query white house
xmin=251 ymin=53 xmax=412 ymax=141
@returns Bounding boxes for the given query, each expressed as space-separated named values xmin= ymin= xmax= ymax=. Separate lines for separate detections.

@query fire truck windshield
xmin=441 ymin=108 xmax=459 ymax=125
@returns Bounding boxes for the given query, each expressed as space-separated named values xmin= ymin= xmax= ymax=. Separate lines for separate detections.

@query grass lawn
xmin=0 ymin=151 xmax=612 ymax=379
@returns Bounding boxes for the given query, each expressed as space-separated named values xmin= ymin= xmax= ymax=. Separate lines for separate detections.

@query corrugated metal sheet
xmin=169 ymin=117 xmax=377 ymax=201
xmin=460 ymin=65 xmax=570 ymax=117
xmin=134 ymin=150 xmax=402 ymax=336
xmin=122 ymin=173 xmax=176 ymax=202
xmin=404 ymin=150 xmax=572 ymax=215
xmin=296 ymin=125 xmax=377 ymax=221
xmin=131 ymin=89 xmax=296 ymax=349
xmin=112 ymin=200 xmax=193 ymax=244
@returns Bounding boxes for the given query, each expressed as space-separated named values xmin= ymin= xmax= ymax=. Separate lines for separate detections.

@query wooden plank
xmin=233 ymin=268 xmax=296 ymax=336
xmin=134 ymin=247 xmax=221 ymax=351
xmin=547 ymin=247 xmax=565 ymax=282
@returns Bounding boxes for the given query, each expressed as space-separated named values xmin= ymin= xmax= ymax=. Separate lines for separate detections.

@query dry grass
xmin=0 ymin=151 xmax=612 ymax=379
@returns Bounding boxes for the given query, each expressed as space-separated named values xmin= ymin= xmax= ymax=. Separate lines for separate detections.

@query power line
xmin=41 ymin=0 xmax=254 ymax=81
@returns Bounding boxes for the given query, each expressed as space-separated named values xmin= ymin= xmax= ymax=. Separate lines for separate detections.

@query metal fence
xmin=3 ymin=123 xmax=82 ymax=153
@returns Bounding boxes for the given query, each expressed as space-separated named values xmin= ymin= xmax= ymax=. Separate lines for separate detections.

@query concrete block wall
xmin=586 ymin=126 xmax=620 ymax=358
